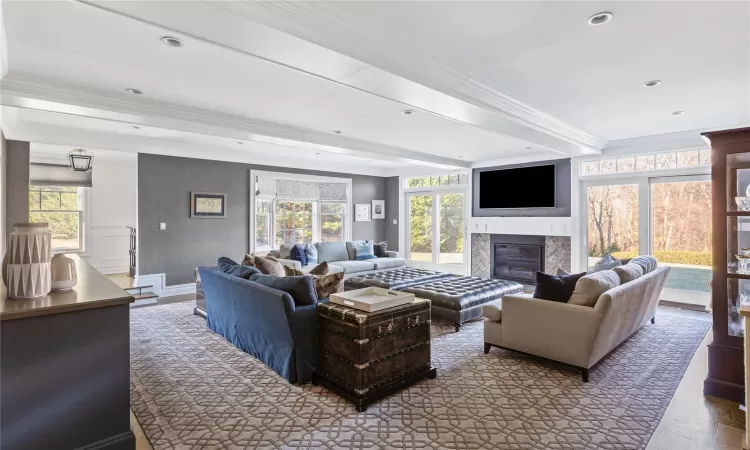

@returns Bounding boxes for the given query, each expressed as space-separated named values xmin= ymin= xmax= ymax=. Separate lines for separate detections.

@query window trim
xmin=248 ymin=170 xmax=352 ymax=253
xmin=28 ymin=185 xmax=91 ymax=254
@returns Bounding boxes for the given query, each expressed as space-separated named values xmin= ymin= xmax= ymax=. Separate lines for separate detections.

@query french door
xmin=406 ymin=190 xmax=467 ymax=268
xmin=582 ymin=175 xmax=711 ymax=307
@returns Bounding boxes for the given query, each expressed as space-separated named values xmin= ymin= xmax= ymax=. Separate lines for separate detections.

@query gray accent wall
xmin=138 ymin=154 xmax=387 ymax=286
xmin=5 ymin=140 xmax=30 ymax=235
xmin=385 ymin=176 xmax=400 ymax=252
xmin=472 ymin=158 xmax=571 ymax=217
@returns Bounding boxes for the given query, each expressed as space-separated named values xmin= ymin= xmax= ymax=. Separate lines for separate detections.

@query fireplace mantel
xmin=470 ymin=217 xmax=571 ymax=237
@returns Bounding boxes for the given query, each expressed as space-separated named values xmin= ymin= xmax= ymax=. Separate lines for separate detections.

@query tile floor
xmin=130 ymin=302 xmax=746 ymax=450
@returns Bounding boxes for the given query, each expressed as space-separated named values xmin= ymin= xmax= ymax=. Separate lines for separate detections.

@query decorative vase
xmin=50 ymin=254 xmax=77 ymax=291
xmin=6 ymin=223 xmax=52 ymax=299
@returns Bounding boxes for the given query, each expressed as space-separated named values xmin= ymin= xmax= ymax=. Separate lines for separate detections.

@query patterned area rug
xmin=131 ymin=302 xmax=709 ymax=450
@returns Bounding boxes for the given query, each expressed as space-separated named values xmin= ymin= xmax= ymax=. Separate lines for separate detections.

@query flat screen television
xmin=479 ymin=164 xmax=556 ymax=209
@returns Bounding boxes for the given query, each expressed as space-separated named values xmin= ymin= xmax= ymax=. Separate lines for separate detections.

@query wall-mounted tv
xmin=479 ymin=164 xmax=556 ymax=209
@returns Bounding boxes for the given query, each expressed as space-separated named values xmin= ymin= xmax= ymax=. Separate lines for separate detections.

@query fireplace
xmin=492 ymin=243 xmax=543 ymax=284
xmin=471 ymin=233 xmax=570 ymax=282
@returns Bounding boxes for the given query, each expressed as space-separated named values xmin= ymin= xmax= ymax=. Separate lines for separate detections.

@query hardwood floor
xmin=129 ymin=303 xmax=745 ymax=449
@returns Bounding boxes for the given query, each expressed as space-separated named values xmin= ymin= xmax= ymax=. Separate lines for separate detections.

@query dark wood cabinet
xmin=704 ymin=127 xmax=750 ymax=403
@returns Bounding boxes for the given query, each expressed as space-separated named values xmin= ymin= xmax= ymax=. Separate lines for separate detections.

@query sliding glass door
xmin=583 ymin=175 xmax=711 ymax=306
xmin=407 ymin=190 xmax=466 ymax=267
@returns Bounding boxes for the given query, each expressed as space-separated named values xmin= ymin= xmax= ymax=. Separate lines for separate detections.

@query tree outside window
xmin=28 ymin=185 xmax=84 ymax=251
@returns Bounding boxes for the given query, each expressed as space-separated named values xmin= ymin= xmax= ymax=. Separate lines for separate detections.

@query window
xmin=255 ymin=199 xmax=273 ymax=251
xmin=274 ymin=201 xmax=314 ymax=247
xmin=580 ymin=149 xmax=710 ymax=176
xmin=28 ymin=185 xmax=85 ymax=251
xmin=320 ymin=203 xmax=345 ymax=242
xmin=405 ymin=173 xmax=468 ymax=188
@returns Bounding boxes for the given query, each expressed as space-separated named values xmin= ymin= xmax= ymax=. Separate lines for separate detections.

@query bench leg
xmin=651 ymin=316 xmax=655 ymax=324
xmin=454 ymin=323 xmax=461 ymax=333
xmin=581 ymin=368 xmax=590 ymax=382
xmin=484 ymin=343 xmax=491 ymax=354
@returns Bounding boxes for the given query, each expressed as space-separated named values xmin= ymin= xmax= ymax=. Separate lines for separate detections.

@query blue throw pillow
xmin=217 ymin=257 xmax=260 ymax=279
xmin=355 ymin=241 xmax=376 ymax=261
xmin=589 ymin=252 xmax=622 ymax=273
xmin=248 ymin=273 xmax=318 ymax=306
xmin=304 ymin=243 xmax=318 ymax=265
xmin=290 ymin=244 xmax=307 ymax=266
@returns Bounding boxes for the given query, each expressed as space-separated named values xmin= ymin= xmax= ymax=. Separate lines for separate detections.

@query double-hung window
xmin=28 ymin=185 xmax=86 ymax=252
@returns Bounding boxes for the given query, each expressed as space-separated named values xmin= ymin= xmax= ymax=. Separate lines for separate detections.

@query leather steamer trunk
xmin=314 ymin=299 xmax=436 ymax=411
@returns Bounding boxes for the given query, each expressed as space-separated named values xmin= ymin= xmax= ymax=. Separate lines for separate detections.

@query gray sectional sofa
xmin=268 ymin=241 xmax=405 ymax=277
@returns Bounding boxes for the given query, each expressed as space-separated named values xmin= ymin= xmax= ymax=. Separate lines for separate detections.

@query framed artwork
xmin=372 ymin=200 xmax=385 ymax=219
xmin=354 ymin=204 xmax=371 ymax=222
xmin=191 ymin=192 xmax=227 ymax=218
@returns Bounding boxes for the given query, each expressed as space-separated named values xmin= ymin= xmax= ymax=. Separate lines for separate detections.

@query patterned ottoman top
xmin=401 ymin=276 xmax=524 ymax=311
xmin=345 ymin=267 xmax=452 ymax=290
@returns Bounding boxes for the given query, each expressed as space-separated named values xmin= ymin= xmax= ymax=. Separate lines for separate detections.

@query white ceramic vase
xmin=5 ymin=223 xmax=52 ymax=299
xmin=51 ymin=253 xmax=77 ymax=291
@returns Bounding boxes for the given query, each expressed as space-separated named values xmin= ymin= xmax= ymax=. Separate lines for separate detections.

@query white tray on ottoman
xmin=330 ymin=287 xmax=415 ymax=312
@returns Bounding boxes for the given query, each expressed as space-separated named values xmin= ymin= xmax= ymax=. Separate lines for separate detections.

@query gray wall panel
xmin=138 ymin=154 xmax=386 ymax=285
xmin=472 ymin=158 xmax=571 ymax=217
xmin=5 ymin=140 xmax=30 ymax=235
xmin=385 ymin=176 xmax=400 ymax=251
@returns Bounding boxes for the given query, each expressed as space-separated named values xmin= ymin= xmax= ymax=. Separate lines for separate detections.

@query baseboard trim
xmin=134 ymin=273 xmax=196 ymax=298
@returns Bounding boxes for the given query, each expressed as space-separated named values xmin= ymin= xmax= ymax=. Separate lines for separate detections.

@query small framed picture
xmin=191 ymin=192 xmax=227 ymax=218
xmin=354 ymin=204 xmax=371 ymax=222
xmin=372 ymin=200 xmax=385 ymax=219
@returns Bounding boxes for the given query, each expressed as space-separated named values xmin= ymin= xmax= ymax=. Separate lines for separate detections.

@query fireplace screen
xmin=492 ymin=243 xmax=542 ymax=284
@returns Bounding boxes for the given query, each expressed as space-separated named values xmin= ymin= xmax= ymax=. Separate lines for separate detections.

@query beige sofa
xmin=482 ymin=265 xmax=670 ymax=381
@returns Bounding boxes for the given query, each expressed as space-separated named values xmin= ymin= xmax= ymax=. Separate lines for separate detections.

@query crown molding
xmin=1 ymin=75 xmax=469 ymax=170
xmin=211 ymin=1 xmax=606 ymax=153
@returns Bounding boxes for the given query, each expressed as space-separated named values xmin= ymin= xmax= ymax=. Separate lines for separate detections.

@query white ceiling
xmin=1 ymin=1 xmax=748 ymax=174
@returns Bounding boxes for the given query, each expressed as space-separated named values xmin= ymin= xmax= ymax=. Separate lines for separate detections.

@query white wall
xmin=30 ymin=144 xmax=137 ymax=274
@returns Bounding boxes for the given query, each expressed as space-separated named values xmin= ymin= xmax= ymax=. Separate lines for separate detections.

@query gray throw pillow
xmin=279 ymin=244 xmax=294 ymax=259
xmin=590 ymin=252 xmax=622 ymax=273
xmin=254 ymin=255 xmax=285 ymax=277
xmin=631 ymin=255 xmax=658 ymax=274
xmin=568 ymin=270 xmax=620 ymax=307
xmin=612 ymin=263 xmax=643 ymax=284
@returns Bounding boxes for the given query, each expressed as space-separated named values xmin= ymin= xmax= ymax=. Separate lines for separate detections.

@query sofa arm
xmin=385 ymin=251 xmax=399 ymax=258
xmin=501 ymin=294 xmax=603 ymax=368
xmin=276 ymin=258 xmax=302 ymax=270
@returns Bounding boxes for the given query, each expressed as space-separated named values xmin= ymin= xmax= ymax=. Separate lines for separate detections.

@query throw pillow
xmin=568 ymin=270 xmax=620 ymax=307
xmin=619 ymin=258 xmax=632 ymax=265
xmin=612 ymin=263 xmax=643 ymax=284
xmin=254 ymin=255 xmax=286 ymax=277
xmin=308 ymin=261 xmax=329 ymax=276
xmin=631 ymin=255 xmax=658 ymax=274
xmin=590 ymin=252 xmax=622 ymax=273
xmin=279 ymin=244 xmax=294 ymax=259
xmin=373 ymin=241 xmax=388 ymax=258
xmin=346 ymin=240 xmax=365 ymax=260
xmin=533 ymin=271 xmax=586 ymax=303
xmin=242 ymin=253 xmax=256 ymax=267
xmin=556 ymin=268 xmax=570 ymax=276
xmin=355 ymin=241 xmax=377 ymax=261
xmin=304 ymin=243 xmax=318 ymax=265
xmin=217 ymin=257 xmax=260 ymax=279
xmin=283 ymin=265 xmax=343 ymax=299
xmin=290 ymin=244 xmax=307 ymax=267
xmin=249 ymin=273 xmax=318 ymax=306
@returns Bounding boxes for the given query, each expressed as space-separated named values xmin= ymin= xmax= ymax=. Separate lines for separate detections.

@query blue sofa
xmin=198 ymin=267 xmax=322 ymax=384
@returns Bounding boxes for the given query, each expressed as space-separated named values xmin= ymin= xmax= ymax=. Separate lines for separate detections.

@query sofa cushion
xmin=315 ymin=242 xmax=349 ymax=263
xmin=612 ymin=263 xmax=644 ymax=284
xmin=304 ymin=243 xmax=318 ymax=265
xmin=373 ymin=257 xmax=406 ymax=270
xmin=568 ymin=270 xmax=620 ymax=307
xmin=283 ymin=265 xmax=344 ymax=299
xmin=482 ymin=299 xmax=503 ymax=322
xmin=533 ymin=271 xmax=586 ymax=303
xmin=279 ymin=244 xmax=294 ymax=259
xmin=290 ymin=244 xmax=307 ymax=267
xmin=248 ymin=273 xmax=318 ymax=306
xmin=355 ymin=241 xmax=376 ymax=260
xmin=631 ymin=255 xmax=658 ymax=274
xmin=373 ymin=241 xmax=388 ymax=257
xmin=254 ymin=255 xmax=286 ymax=277
xmin=590 ymin=252 xmax=622 ymax=273
xmin=333 ymin=260 xmax=377 ymax=273
xmin=217 ymin=257 xmax=261 ymax=279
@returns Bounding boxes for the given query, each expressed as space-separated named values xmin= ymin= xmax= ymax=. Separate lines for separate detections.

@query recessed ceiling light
xmin=525 ymin=146 xmax=533 ymax=150
xmin=315 ymin=152 xmax=321 ymax=155
xmin=672 ymin=110 xmax=685 ymax=116
xmin=333 ymin=130 xmax=343 ymax=134
xmin=236 ymin=141 xmax=243 ymax=144
xmin=587 ymin=12 xmax=613 ymax=26
xmin=457 ymin=156 xmax=464 ymax=159
xmin=643 ymin=80 xmax=662 ymax=88
xmin=161 ymin=36 xmax=183 ymax=48
xmin=402 ymin=110 xmax=414 ymax=115
xmin=131 ymin=126 xmax=140 ymax=130
xmin=125 ymin=88 xmax=143 ymax=95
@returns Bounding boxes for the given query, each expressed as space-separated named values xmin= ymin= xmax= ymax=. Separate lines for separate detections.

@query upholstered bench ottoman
xmin=400 ymin=276 xmax=524 ymax=332
xmin=344 ymin=267 xmax=452 ymax=291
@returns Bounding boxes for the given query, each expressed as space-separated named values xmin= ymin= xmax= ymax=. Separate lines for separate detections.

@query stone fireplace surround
xmin=471 ymin=233 xmax=571 ymax=281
